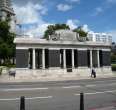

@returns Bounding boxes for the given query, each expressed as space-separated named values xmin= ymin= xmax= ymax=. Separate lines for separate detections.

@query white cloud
xmin=25 ymin=23 xmax=50 ymax=37
xmin=70 ymin=0 xmax=80 ymax=2
xmin=107 ymin=0 xmax=116 ymax=3
xmin=82 ymin=24 xmax=90 ymax=32
xmin=66 ymin=19 xmax=79 ymax=29
xmin=34 ymin=4 xmax=48 ymax=15
xmin=13 ymin=0 xmax=42 ymax=6
xmin=13 ymin=2 xmax=49 ymax=37
xmin=57 ymin=4 xmax=72 ymax=12
xmin=96 ymin=7 xmax=103 ymax=13
xmin=66 ymin=0 xmax=80 ymax=3
xmin=13 ymin=2 xmax=47 ymax=24
xmin=92 ymin=7 xmax=103 ymax=16
xmin=66 ymin=20 xmax=90 ymax=32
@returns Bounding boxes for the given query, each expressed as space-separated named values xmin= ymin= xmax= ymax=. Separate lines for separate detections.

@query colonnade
xmin=31 ymin=49 xmax=101 ymax=69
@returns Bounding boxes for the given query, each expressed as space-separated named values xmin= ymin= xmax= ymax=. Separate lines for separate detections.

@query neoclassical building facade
xmin=14 ymin=30 xmax=112 ymax=77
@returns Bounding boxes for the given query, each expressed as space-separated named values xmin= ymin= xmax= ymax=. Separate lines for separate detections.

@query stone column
xmin=32 ymin=48 xmax=36 ymax=69
xmin=72 ymin=49 xmax=74 ymax=68
xmin=97 ymin=50 xmax=100 ymax=68
xmin=90 ymin=50 xmax=93 ymax=68
xmin=63 ymin=49 xmax=66 ymax=68
xmin=60 ymin=53 xmax=61 ymax=65
xmin=42 ymin=49 xmax=45 ymax=69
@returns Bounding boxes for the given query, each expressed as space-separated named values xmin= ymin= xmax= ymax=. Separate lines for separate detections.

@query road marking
xmin=74 ymin=90 xmax=116 ymax=96
xmin=95 ymin=81 xmax=106 ymax=83
xmin=0 ymin=96 xmax=53 ymax=101
xmin=62 ymin=82 xmax=116 ymax=89
xmin=85 ymin=83 xmax=116 ymax=88
xmin=62 ymin=86 xmax=81 ymax=89
xmin=0 ymin=87 xmax=48 ymax=92
xmin=90 ymin=106 xmax=116 ymax=110
xmin=0 ymin=98 xmax=19 ymax=101
xmin=86 ymin=85 xmax=96 ymax=87
xmin=26 ymin=96 xmax=53 ymax=100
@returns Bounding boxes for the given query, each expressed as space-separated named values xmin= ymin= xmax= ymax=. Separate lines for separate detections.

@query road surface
xmin=0 ymin=77 xmax=116 ymax=110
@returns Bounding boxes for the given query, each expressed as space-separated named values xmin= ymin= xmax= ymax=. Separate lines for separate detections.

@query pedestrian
xmin=91 ymin=68 xmax=94 ymax=78
xmin=91 ymin=68 xmax=96 ymax=78
xmin=93 ymin=69 xmax=96 ymax=78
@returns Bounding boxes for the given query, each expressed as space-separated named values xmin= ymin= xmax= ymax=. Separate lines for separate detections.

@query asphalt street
xmin=0 ymin=77 xmax=116 ymax=110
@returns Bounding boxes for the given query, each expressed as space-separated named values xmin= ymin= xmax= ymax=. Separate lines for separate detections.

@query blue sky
xmin=13 ymin=0 xmax=116 ymax=41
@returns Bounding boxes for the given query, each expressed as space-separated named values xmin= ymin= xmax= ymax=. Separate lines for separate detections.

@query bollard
xmin=80 ymin=93 xmax=84 ymax=110
xmin=20 ymin=96 xmax=25 ymax=110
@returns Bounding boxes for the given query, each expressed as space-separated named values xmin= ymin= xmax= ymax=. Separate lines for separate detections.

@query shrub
xmin=7 ymin=64 xmax=16 ymax=68
xmin=111 ymin=64 xmax=116 ymax=71
xmin=0 ymin=68 xmax=2 ymax=75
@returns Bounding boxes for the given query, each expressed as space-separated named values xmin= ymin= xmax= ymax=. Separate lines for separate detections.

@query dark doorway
xmin=35 ymin=49 xmax=39 ymax=69
xmin=45 ymin=49 xmax=49 ymax=68
xmin=74 ymin=50 xmax=78 ymax=68
xmin=66 ymin=49 xmax=72 ymax=72
xmin=87 ymin=50 xmax=90 ymax=67
xmin=29 ymin=49 xmax=32 ymax=69
xmin=99 ymin=50 xmax=103 ymax=67
xmin=36 ymin=49 xmax=42 ymax=69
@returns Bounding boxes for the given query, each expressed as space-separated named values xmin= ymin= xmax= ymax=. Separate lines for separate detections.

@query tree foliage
xmin=44 ymin=24 xmax=70 ymax=39
xmin=0 ymin=20 xmax=15 ymax=65
xmin=111 ymin=53 xmax=116 ymax=63
xmin=73 ymin=26 xmax=87 ymax=37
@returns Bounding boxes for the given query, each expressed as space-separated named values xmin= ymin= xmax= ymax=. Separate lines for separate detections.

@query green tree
xmin=44 ymin=24 xmax=70 ymax=39
xmin=0 ymin=20 xmax=15 ymax=65
xmin=73 ymin=26 xmax=87 ymax=37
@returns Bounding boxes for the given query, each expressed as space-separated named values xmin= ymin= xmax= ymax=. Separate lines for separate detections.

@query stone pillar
xmin=32 ymin=48 xmax=36 ymax=69
xmin=63 ymin=49 xmax=66 ymax=68
xmin=42 ymin=49 xmax=45 ymax=69
xmin=90 ymin=50 xmax=93 ymax=68
xmin=60 ymin=53 xmax=61 ymax=65
xmin=72 ymin=49 xmax=74 ymax=68
xmin=97 ymin=50 xmax=100 ymax=68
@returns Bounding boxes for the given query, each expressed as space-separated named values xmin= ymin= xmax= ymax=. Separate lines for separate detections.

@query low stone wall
xmin=15 ymin=67 xmax=112 ymax=80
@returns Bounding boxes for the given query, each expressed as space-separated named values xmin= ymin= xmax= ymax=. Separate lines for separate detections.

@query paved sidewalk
xmin=0 ymin=72 xmax=116 ymax=83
